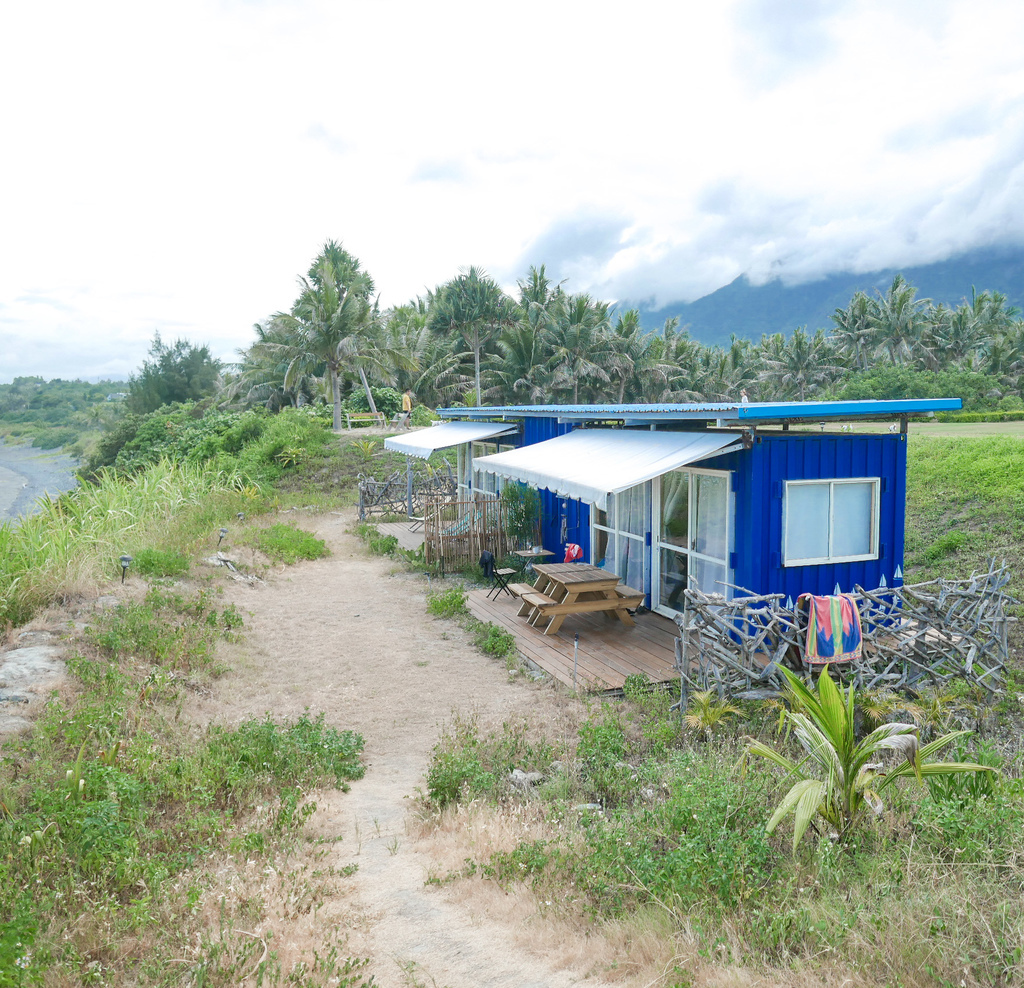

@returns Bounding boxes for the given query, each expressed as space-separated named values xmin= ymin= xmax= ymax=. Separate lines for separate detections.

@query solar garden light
xmin=119 ymin=554 xmax=133 ymax=584
xmin=218 ymin=527 xmax=228 ymax=546
xmin=236 ymin=512 xmax=245 ymax=522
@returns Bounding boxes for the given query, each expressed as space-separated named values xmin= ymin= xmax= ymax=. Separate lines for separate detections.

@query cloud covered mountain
xmin=629 ymin=245 xmax=1024 ymax=346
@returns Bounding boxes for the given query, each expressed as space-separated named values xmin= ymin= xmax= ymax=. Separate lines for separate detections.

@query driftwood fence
xmin=423 ymin=497 xmax=511 ymax=570
xmin=674 ymin=559 xmax=1016 ymax=700
xmin=357 ymin=466 xmax=456 ymax=521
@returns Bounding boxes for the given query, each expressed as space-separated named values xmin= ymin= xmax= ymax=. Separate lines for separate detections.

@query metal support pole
xmin=406 ymin=456 xmax=414 ymax=518
xmin=573 ymin=633 xmax=579 ymax=691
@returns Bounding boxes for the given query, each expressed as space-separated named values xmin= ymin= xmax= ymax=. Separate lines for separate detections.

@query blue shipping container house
xmin=385 ymin=399 xmax=961 ymax=620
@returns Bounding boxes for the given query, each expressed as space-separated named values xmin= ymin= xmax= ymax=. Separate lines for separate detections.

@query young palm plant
xmin=745 ymin=666 xmax=996 ymax=850
xmin=684 ymin=690 xmax=743 ymax=741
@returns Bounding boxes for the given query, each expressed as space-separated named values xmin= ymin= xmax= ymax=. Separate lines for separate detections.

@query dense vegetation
xmin=229 ymin=243 xmax=1024 ymax=414
xmin=0 ymin=377 xmax=127 ymax=452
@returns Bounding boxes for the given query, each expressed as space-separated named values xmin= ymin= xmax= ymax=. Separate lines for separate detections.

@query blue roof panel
xmin=437 ymin=398 xmax=962 ymax=423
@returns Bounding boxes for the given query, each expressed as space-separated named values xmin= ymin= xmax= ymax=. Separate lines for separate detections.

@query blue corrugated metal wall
xmin=728 ymin=433 xmax=907 ymax=598
xmin=511 ymin=419 xmax=907 ymax=596
xmin=522 ymin=418 xmax=591 ymax=559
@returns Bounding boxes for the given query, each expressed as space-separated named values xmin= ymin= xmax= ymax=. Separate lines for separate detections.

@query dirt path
xmin=185 ymin=510 xmax=613 ymax=988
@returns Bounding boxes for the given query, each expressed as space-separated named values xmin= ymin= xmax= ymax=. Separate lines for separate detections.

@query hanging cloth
xmin=797 ymin=593 xmax=863 ymax=664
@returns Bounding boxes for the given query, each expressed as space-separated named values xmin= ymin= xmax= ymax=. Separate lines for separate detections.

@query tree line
xmin=216 ymin=242 xmax=1024 ymax=420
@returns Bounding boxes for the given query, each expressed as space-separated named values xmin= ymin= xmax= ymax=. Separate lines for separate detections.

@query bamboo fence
xmin=674 ymin=559 xmax=1016 ymax=702
xmin=423 ymin=497 xmax=511 ymax=570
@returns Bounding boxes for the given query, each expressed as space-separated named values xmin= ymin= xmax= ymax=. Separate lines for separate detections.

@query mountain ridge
xmin=631 ymin=245 xmax=1024 ymax=346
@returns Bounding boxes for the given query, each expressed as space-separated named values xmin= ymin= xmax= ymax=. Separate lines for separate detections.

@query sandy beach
xmin=0 ymin=442 xmax=80 ymax=523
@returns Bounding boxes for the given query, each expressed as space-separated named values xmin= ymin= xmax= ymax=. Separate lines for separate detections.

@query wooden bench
xmin=517 ymin=591 xmax=558 ymax=620
xmin=345 ymin=411 xmax=386 ymax=430
xmin=518 ymin=586 xmax=646 ymax=633
xmin=614 ymin=585 xmax=644 ymax=603
xmin=508 ymin=582 xmax=538 ymax=598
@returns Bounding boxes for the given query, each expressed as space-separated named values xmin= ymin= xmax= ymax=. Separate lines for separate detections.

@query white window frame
xmin=470 ymin=442 xmax=515 ymax=500
xmin=783 ymin=478 xmax=880 ymax=566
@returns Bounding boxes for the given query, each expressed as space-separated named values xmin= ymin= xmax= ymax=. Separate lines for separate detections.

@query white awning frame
xmin=383 ymin=420 xmax=518 ymax=459
xmin=473 ymin=429 xmax=744 ymax=509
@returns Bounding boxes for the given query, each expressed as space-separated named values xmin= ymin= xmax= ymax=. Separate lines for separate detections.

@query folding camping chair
xmin=480 ymin=550 xmax=515 ymax=600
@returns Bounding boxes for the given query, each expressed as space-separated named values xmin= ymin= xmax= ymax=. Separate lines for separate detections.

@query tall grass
xmin=0 ymin=458 xmax=262 ymax=626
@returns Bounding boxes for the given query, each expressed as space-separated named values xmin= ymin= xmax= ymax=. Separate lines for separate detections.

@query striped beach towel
xmin=797 ymin=593 xmax=863 ymax=664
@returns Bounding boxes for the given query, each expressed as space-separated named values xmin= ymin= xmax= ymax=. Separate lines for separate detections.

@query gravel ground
xmin=0 ymin=441 xmax=80 ymax=522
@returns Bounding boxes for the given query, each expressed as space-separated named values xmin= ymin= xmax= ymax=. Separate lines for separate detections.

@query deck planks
xmin=467 ymin=588 xmax=679 ymax=690
xmin=376 ymin=521 xmax=425 ymax=552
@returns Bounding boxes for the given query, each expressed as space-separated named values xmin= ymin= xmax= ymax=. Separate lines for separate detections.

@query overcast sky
xmin=2 ymin=0 xmax=1024 ymax=383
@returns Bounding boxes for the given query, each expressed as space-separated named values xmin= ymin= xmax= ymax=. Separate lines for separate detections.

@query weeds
xmin=131 ymin=546 xmax=191 ymax=577
xmin=252 ymin=523 xmax=329 ymax=564
xmin=0 ymin=622 xmax=367 ymax=985
xmin=420 ymin=686 xmax=1024 ymax=987
xmin=425 ymin=585 xmax=467 ymax=619
xmin=0 ymin=457 xmax=259 ymax=625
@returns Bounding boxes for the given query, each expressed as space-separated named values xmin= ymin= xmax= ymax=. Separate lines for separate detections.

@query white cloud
xmin=1 ymin=0 xmax=1023 ymax=380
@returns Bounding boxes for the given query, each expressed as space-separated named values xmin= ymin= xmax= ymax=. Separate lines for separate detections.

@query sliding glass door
xmin=653 ymin=468 xmax=731 ymax=616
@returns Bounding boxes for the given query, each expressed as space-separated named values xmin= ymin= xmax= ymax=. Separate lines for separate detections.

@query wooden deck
xmin=376 ymin=520 xmax=425 ymax=551
xmin=467 ymin=588 xmax=679 ymax=691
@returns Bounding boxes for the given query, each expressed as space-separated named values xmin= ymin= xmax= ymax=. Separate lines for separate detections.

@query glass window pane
xmin=660 ymin=471 xmax=688 ymax=547
xmin=690 ymin=556 xmax=727 ymax=597
xmin=786 ymin=484 xmax=829 ymax=562
xmin=659 ymin=547 xmax=688 ymax=610
xmin=593 ymin=526 xmax=611 ymax=569
xmin=619 ymin=482 xmax=650 ymax=537
xmin=694 ymin=473 xmax=728 ymax=560
xmin=605 ymin=493 xmax=617 ymax=530
xmin=832 ymin=482 xmax=874 ymax=557
xmin=621 ymin=534 xmax=644 ymax=590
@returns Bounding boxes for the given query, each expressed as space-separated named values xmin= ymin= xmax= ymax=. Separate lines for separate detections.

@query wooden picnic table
xmin=517 ymin=562 xmax=645 ymax=636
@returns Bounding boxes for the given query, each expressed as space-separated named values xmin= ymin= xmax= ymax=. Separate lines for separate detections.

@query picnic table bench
xmin=517 ymin=562 xmax=645 ymax=636
xmin=345 ymin=411 xmax=386 ymax=429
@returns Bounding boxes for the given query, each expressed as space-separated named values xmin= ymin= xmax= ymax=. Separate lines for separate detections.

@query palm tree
xmin=929 ymin=304 xmax=991 ymax=365
xmin=831 ymin=291 xmax=878 ymax=371
xmin=489 ymin=319 xmax=550 ymax=403
xmin=757 ymin=328 xmax=842 ymax=401
xmin=251 ymin=241 xmax=411 ymax=430
xmin=543 ymin=293 xmax=613 ymax=403
xmin=871 ymin=274 xmax=931 ymax=366
xmin=430 ymin=267 xmax=516 ymax=406
xmin=605 ymin=309 xmax=676 ymax=403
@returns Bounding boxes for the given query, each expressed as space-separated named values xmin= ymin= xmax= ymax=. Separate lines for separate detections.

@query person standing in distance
xmin=401 ymin=388 xmax=413 ymax=429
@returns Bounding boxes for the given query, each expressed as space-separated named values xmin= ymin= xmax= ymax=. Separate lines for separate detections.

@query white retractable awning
xmin=473 ymin=429 xmax=743 ymax=509
xmin=384 ymin=420 xmax=517 ymax=459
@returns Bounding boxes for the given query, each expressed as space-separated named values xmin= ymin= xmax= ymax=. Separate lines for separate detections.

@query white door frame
xmin=652 ymin=467 xmax=732 ymax=617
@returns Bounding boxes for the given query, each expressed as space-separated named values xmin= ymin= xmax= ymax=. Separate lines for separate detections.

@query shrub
xmin=473 ymin=621 xmax=517 ymax=659
xmin=369 ymin=532 xmax=398 ymax=555
xmin=426 ymin=718 xmax=497 ymax=808
xmin=409 ymin=405 xmax=436 ymax=427
xmin=33 ymin=426 xmax=78 ymax=449
xmin=563 ymin=745 xmax=777 ymax=915
xmin=343 ymin=387 xmax=402 ymax=418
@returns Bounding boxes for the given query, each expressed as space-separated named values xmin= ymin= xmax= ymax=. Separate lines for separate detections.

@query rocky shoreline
xmin=0 ymin=441 xmax=80 ymax=523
